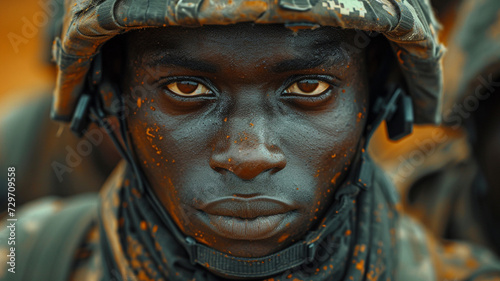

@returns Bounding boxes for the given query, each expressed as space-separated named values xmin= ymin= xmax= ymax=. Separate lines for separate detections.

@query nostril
xmin=212 ymin=166 xmax=227 ymax=175
xmin=210 ymin=143 xmax=287 ymax=180
xmin=265 ymin=167 xmax=282 ymax=175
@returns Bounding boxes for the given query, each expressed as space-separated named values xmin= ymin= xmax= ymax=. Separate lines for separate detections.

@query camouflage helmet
xmin=51 ymin=0 xmax=445 ymax=124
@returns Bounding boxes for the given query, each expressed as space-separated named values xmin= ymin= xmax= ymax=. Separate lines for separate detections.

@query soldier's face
xmin=123 ymin=24 xmax=369 ymax=258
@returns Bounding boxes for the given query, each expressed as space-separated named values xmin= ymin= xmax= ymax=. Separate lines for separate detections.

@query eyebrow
xmin=271 ymin=57 xmax=328 ymax=73
xmin=145 ymin=54 xmax=218 ymax=73
xmin=271 ymin=46 xmax=347 ymax=73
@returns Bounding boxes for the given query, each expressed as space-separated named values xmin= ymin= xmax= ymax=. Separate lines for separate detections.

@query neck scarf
xmin=98 ymin=159 xmax=399 ymax=281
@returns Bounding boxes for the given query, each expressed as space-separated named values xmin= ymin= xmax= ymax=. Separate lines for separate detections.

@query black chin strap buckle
xmin=307 ymin=243 xmax=316 ymax=262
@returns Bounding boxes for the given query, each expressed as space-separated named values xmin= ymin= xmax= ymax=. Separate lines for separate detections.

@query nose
xmin=210 ymin=123 xmax=286 ymax=181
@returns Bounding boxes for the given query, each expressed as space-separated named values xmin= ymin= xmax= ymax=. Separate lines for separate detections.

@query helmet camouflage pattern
xmin=51 ymin=0 xmax=445 ymax=124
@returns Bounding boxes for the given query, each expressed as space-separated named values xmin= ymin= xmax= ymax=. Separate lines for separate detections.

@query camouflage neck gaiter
xmin=98 ymin=159 xmax=398 ymax=281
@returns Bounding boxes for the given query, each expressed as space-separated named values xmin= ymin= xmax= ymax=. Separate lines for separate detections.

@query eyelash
xmin=159 ymin=75 xmax=340 ymax=100
xmin=159 ymin=76 xmax=218 ymax=101
xmin=281 ymin=75 xmax=338 ymax=97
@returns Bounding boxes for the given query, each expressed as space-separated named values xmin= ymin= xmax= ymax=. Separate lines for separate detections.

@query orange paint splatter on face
xmin=357 ymin=112 xmax=363 ymax=122
xmin=146 ymin=128 xmax=155 ymax=138
xmin=278 ymin=233 xmax=290 ymax=243
xmin=331 ymin=172 xmax=341 ymax=184
xmin=224 ymin=117 xmax=228 ymax=122
xmin=137 ymin=98 xmax=141 ymax=108
xmin=140 ymin=221 xmax=147 ymax=230
xmin=345 ymin=229 xmax=352 ymax=236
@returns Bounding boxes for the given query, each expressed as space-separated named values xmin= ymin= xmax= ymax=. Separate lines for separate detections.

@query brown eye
xmin=166 ymin=81 xmax=213 ymax=96
xmin=297 ymin=80 xmax=319 ymax=93
xmin=285 ymin=79 xmax=331 ymax=96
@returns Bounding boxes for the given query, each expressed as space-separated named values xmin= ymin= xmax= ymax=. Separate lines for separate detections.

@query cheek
xmin=127 ymin=98 xmax=210 ymax=222
xmin=281 ymin=84 xmax=368 ymax=213
xmin=126 ymin=96 xmax=223 ymax=221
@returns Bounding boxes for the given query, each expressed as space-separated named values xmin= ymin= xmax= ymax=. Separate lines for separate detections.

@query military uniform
xmin=2 ymin=0 xmax=500 ymax=280
xmin=3 ymin=159 xmax=500 ymax=280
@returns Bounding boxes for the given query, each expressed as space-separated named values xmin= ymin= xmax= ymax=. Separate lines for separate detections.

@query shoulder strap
xmin=15 ymin=194 xmax=98 ymax=281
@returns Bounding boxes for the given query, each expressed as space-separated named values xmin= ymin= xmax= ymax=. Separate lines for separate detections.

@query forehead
xmin=125 ymin=24 xmax=358 ymax=69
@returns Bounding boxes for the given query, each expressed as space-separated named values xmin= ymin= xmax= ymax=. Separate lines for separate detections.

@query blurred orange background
xmin=0 ymin=0 xmax=54 ymax=116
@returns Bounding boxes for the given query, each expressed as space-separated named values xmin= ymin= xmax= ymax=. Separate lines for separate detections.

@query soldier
xmin=2 ymin=0 xmax=500 ymax=280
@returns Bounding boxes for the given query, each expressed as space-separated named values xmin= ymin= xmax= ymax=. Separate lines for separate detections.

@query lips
xmin=197 ymin=197 xmax=298 ymax=240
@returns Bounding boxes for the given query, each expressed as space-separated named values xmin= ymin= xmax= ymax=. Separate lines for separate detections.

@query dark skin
xmin=122 ymin=24 xmax=369 ymax=258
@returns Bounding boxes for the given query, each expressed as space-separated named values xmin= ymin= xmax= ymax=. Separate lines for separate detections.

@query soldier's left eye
xmin=284 ymin=80 xmax=331 ymax=96
xmin=166 ymin=81 xmax=213 ymax=97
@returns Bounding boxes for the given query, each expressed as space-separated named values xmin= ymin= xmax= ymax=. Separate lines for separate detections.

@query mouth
xmin=197 ymin=197 xmax=298 ymax=240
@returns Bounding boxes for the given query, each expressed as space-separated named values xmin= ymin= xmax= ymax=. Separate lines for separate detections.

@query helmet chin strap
xmin=71 ymin=76 xmax=411 ymax=278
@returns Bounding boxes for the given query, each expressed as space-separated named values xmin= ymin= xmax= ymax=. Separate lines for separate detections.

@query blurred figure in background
xmin=0 ymin=0 xmax=121 ymax=211
xmin=377 ymin=0 xmax=500 ymax=256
